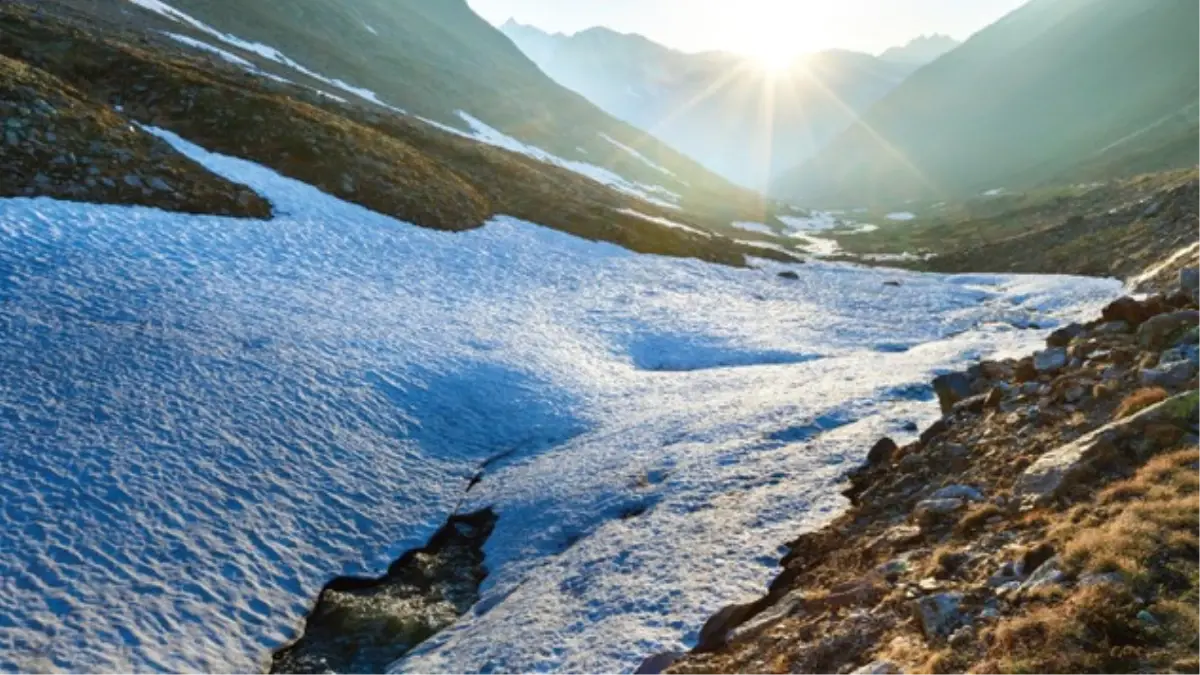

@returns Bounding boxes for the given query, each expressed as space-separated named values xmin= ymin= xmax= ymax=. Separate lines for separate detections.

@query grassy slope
xmin=772 ymin=0 xmax=1199 ymax=207
xmin=0 ymin=0 xmax=795 ymax=266
xmin=151 ymin=0 xmax=768 ymax=214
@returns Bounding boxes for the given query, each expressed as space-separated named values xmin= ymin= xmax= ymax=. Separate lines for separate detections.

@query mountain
xmin=772 ymin=0 xmax=1200 ymax=206
xmin=501 ymin=20 xmax=916 ymax=190
xmin=877 ymin=33 xmax=960 ymax=66
xmin=0 ymin=0 xmax=802 ymax=266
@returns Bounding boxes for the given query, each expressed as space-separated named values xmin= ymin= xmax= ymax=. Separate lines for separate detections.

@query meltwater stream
xmin=0 ymin=129 xmax=1121 ymax=673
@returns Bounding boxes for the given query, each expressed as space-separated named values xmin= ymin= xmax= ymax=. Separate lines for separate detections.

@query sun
xmin=749 ymin=43 xmax=798 ymax=73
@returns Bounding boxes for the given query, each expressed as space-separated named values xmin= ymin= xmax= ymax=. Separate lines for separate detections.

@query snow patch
xmin=730 ymin=221 xmax=775 ymax=235
xmin=130 ymin=0 xmax=403 ymax=113
xmin=616 ymin=209 xmax=711 ymax=237
xmin=886 ymin=212 xmax=916 ymax=221
xmin=599 ymin=133 xmax=674 ymax=176
xmin=0 ymin=127 xmax=1124 ymax=674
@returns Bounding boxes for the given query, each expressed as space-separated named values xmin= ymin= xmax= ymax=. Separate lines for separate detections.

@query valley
xmin=0 ymin=1 xmax=1195 ymax=674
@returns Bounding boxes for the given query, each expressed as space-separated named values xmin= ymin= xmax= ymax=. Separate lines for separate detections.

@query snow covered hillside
xmin=0 ymin=131 xmax=1122 ymax=673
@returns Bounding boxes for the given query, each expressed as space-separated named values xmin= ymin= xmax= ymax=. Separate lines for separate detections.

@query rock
xmin=1102 ymin=296 xmax=1150 ymax=327
xmin=123 ymin=174 xmax=143 ymax=188
xmin=147 ymin=177 xmax=172 ymax=192
xmin=912 ymin=592 xmax=964 ymax=639
xmin=4 ymin=130 xmax=19 ymax=146
xmin=1181 ymin=267 xmax=1199 ymax=300
xmin=695 ymin=602 xmax=757 ymax=652
xmin=929 ymin=484 xmax=984 ymax=502
xmin=984 ymin=387 xmax=1004 ymax=408
xmin=341 ymin=173 xmax=357 ymax=194
xmin=901 ymin=421 xmax=918 ymax=432
xmin=1013 ymin=391 xmax=1198 ymax=506
xmin=913 ymin=498 xmax=965 ymax=524
xmin=1033 ymin=347 xmax=1069 ymax=373
xmin=1143 ymin=201 xmax=1161 ymax=218
xmin=1094 ymin=320 xmax=1132 ymax=335
xmin=951 ymin=393 xmax=989 ymax=415
xmin=851 ymin=660 xmax=900 ymax=674
xmin=948 ymin=625 xmax=974 ymax=648
xmin=868 ymin=525 xmax=923 ymax=552
xmin=1137 ymin=311 xmax=1199 ymax=350
xmin=919 ymin=419 xmax=948 ymax=445
xmin=883 ymin=280 xmax=902 ymax=287
xmin=635 ymin=652 xmax=684 ymax=674
xmin=1018 ymin=557 xmax=1064 ymax=593
xmin=943 ymin=443 xmax=969 ymax=459
xmin=867 ymin=437 xmax=898 ymax=465
xmin=932 ymin=372 xmax=973 ymax=414
xmin=1020 ymin=542 xmax=1056 ymax=575
xmin=1046 ymin=323 xmax=1085 ymax=348
xmin=1136 ymin=610 xmax=1160 ymax=626
xmin=727 ymin=588 xmax=808 ymax=643
xmin=777 ymin=270 xmax=799 ymax=280
xmin=1140 ymin=359 xmax=1197 ymax=389
xmin=1078 ymin=572 xmax=1124 ymax=588
xmin=1014 ymin=357 xmax=1038 ymax=382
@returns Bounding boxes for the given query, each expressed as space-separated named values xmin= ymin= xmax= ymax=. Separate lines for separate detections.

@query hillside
xmin=877 ymin=33 xmax=960 ymax=66
xmin=660 ymin=266 xmax=1200 ymax=674
xmin=125 ymin=0 xmax=759 ymax=209
xmin=772 ymin=0 xmax=1200 ymax=206
xmin=501 ymin=21 xmax=915 ymax=190
xmin=0 ymin=0 xmax=799 ymax=266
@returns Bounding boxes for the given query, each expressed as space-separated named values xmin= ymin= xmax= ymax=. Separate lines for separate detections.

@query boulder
xmin=1093 ymin=320 xmax=1132 ymax=335
xmin=635 ymin=652 xmax=684 ymax=674
xmin=1181 ymin=267 xmax=1199 ymax=301
xmin=919 ymin=419 xmax=948 ymax=445
xmin=929 ymin=484 xmax=984 ymax=502
xmin=1033 ymin=347 xmax=1068 ymax=373
xmin=951 ymin=393 xmax=989 ymax=415
xmin=1102 ymin=296 xmax=1150 ymax=326
xmin=932 ymin=372 xmax=973 ymax=414
xmin=912 ymin=592 xmax=964 ymax=639
xmin=695 ymin=602 xmax=757 ymax=652
xmin=913 ymin=498 xmax=965 ymax=524
xmin=867 ymin=437 xmax=898 ymax=465
xmin=777 ymin=271 xmax=799 ymax=280
xmin=1046 ymin=323 xmax=1085 ymax=348
xmin=1013 ymin=391 xmax=1199 ymax=506
xmin=1140 ymin=359 xmax=1197 ymax=389
xmin=1017 ymin=556 xmax=1064 ymax=594
xmin=1137 ymin=310 xmax=1199 ymax=350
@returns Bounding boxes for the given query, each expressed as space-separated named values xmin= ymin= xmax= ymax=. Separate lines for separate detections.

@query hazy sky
xmin=467 ymin=0 xmax=1028 ymax=61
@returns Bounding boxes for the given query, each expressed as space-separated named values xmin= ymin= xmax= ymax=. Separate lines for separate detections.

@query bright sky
xmin=467 ymin=0 xmax=1028 ymax=62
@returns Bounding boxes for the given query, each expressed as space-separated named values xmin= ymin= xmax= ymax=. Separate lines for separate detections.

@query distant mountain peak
xmin=878 ymin=33 xmax=960 ymax=66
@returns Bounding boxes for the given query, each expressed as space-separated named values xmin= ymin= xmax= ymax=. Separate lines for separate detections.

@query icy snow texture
xmin=0 ymin=129 xmax=1121 ymax=673
xmin=778 ymin=212 xmax=840 ymax=232
xmin=730 ymin=221 xmax=775 ymax=235
xmin=886 ymin=212 xmax=917 ymax=221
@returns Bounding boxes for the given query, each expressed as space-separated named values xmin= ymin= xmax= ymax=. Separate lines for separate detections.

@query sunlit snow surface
xmin=0 ymin=130 xmax=1122 ymax=673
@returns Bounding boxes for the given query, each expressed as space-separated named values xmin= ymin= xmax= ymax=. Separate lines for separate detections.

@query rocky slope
xmin=0 ymin=0 xmax=791 ymax=266
xmin=501 ymin=21 xmax=914 ymax=190
xmin=773 ymin=0 xmax=1199 ymax=206
xmin=652 ymin=266 xmax=1200 ymax=674
xmin=0 ymin=51 xmax=268 ymax=216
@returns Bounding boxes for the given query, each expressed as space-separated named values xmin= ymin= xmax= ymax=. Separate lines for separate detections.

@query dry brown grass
xmin=954 ymin=503 xmax=1003 ymax=536
xmin=1114 ymin=386 xmax=1169 ymax=419
xmin=981 ymin=447 xmax=1199 ymax=673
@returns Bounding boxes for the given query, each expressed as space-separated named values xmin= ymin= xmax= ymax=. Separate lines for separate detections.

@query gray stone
xmin=1140 ymin=359 xmax=1197 ymax=388
xmin=933 ymin=372 xmax=973 ymax=414
xmin=147 ymin=177 xmax=172 ymax=192
xmin=912 ymin=592 xmax=964 ymax=639
xmin=100 ymin=177 xmax=115 ymax=188
xmin=44 ymin=131 xmax=56 ymax=143
xmin=1018 ymin=556 xmax=1064 ymax=593
xmin=913 ymin=497 xmax=965 ymax=523
xmin=948 ymin=625 xmax=975 ymax=647
xmin=1137 ymin=311 xmax=1199 ymax=350
xmin=4 ymin=130 xmax=19 ymax=146
xmin=1094 ymin=320 xmax=1132 ymax=335
xmin=123 ymin=174 xmax=144 ymax=188
xmin=929 ymin=484 xmax=984 ymax=502
xmin=1033 ymin=347 xmax=1069 ymax=373
xmin=1013 ymin=391 xmax=1198 ymax=507
xmin=1078 ymin=572 xmax=1124 ymax=588
xmin=1046 ymin=323 xmax=1085 ymax=348
xmin=635 ymin=652 xmax=684 ymax=674
xmin=1181 ymin=267 xmax=1199 ymax=299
